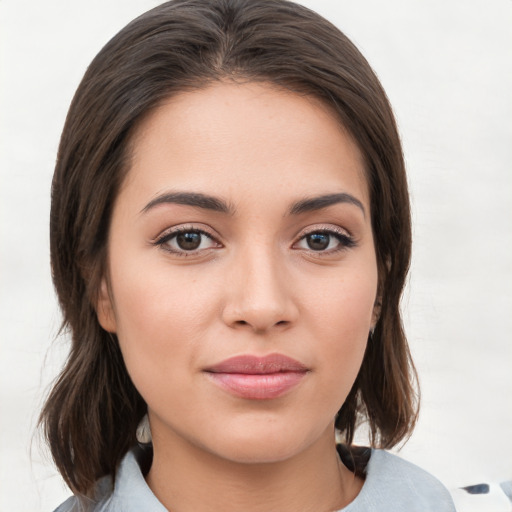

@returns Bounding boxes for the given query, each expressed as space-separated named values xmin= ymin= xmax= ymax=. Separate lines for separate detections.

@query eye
xmin=294 ymin=229 xmax=355 ymax=253
xmin=154 ymin=227 xmax=221 ymax=255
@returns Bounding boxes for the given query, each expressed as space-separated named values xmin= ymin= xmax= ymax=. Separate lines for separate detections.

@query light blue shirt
xmin=54 ymin=447 xmax=456 ymax=511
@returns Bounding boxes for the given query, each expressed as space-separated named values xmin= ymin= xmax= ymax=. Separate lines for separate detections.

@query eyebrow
xmin=140 ymin=190 xmax=365 ymax=217
xmin=141 ymin=191 xmax=233 ymax=214
xmin=289 ymin=193 xmax=365 ymax=217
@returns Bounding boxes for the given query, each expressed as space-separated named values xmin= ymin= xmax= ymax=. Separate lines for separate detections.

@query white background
xmin=1 ymin=1 xmax=511 ymax=510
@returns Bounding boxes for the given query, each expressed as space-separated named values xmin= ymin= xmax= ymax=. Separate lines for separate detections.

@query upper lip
xmin=205 ymin=353 xmax=308 ymax=374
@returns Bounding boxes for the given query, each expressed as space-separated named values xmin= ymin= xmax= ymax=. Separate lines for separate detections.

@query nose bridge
xmin=223 ymin=239 xmax=297 ymax=331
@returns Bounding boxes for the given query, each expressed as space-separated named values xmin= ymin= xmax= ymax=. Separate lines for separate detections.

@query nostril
xmin=231 ymin=319 xmax=288 ymax=330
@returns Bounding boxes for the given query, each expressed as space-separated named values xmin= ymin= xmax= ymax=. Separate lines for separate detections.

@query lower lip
xmin=206 ymin=372 xmax=307 ymax=400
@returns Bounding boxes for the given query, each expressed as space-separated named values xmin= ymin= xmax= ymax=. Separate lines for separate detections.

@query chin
xmin=215 ymin=440 xmax=303 ymax=465
xmin=204 ymin=420 xmax=331 ymax=465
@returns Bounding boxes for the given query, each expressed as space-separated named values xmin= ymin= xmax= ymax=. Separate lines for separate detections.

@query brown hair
xmin=41 ymin=0 xmax=417 ymax=496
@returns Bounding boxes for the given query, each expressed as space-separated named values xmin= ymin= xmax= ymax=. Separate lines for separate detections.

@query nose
xmin=222 ymin=247 xmax=299 ymax=333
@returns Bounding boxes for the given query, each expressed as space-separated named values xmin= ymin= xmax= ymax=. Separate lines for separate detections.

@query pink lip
xmin=204 ymin=354 xmax=309 ymax=400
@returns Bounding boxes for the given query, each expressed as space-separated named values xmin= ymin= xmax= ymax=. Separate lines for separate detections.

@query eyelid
xmin=294 ymin=223 xmax=353 ymax=241
xmin=151 ymin=224 xmax=222 ymax=254
xmin=292 ymin=224 xmax=357 ymax=253
xmin=151 ymin=223 xmax=211 ymax=243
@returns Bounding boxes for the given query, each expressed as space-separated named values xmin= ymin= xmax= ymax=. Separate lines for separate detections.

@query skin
xmin=97 ymin=82 xmax=379 ymax=512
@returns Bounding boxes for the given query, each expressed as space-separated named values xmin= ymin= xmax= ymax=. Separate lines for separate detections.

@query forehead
xmin=122 ymin=81 xmax=369 ymax=210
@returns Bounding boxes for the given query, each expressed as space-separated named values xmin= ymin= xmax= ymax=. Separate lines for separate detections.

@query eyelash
xmin=293 ymin=227 xmax=356 ymax=254
xmin=153 ymin=226 xmax=221 ymax=256
xmin=152 ymin=225 xmax=356 ymax=256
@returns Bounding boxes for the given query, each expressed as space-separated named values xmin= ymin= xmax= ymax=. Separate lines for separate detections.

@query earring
xmin=136 ymin=414 xmax=152 ymax=444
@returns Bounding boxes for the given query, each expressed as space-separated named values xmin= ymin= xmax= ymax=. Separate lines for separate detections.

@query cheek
xmin=107 ymin=260 xmax=219 ymax=393
xmin=304 ymin=269 xmax=377 ymax=395
xmin=308 ymin=269 xmax=377 ymax=338
xmin=110 ymin=245 xmax=216 ymax=338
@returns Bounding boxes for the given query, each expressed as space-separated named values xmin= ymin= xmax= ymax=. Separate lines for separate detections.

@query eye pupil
xmin=176 ymin=232 xmax=201 ymax=250
xmin=307 ymin=233 xmax=330 ymax=250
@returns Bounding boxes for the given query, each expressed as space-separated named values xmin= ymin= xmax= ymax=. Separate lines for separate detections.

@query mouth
xmin=204 ymin=353 xmax=309 ymax=400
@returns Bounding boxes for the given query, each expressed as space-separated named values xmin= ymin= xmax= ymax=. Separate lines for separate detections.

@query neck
xmin=145 ymin=425 xmax=363 ymax=512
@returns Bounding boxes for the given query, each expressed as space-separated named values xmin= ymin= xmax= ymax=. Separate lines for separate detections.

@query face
xmin=97 ymin=82 xmax=379 ymax=464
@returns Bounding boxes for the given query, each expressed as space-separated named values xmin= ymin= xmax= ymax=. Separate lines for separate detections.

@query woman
xmin=41 ymin=0 xmax=456 ymax=510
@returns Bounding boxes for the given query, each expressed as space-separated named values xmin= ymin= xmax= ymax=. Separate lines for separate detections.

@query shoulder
xmin=53 ymin=496 xmax=79 ymax=512
xmin=342 ymin=449 xmax=456 ymax=512
xmin=52 ymin=446 xmax=165 ymax=512
xmin=52 ymin=474 xmax=113 ymax=512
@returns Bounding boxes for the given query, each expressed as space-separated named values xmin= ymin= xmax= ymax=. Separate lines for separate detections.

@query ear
xmin=96 ymin=277 xmax=117 ymax=333
xmin=371 ymin=264 xmax=387 ymax=330
xmin=371 ymin=295 xmax=382 ymax=331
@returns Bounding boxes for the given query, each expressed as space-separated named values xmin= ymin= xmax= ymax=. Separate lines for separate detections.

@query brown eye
xmin=294 ymin=229 xmax=356 ymax=253
xmin=156 ymin=228 xmax=220 ymax=255
xmin=176 ymin=232 xmax=202 ymax=250
xmin=306 ymin=233 xmax=330 ymax=251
